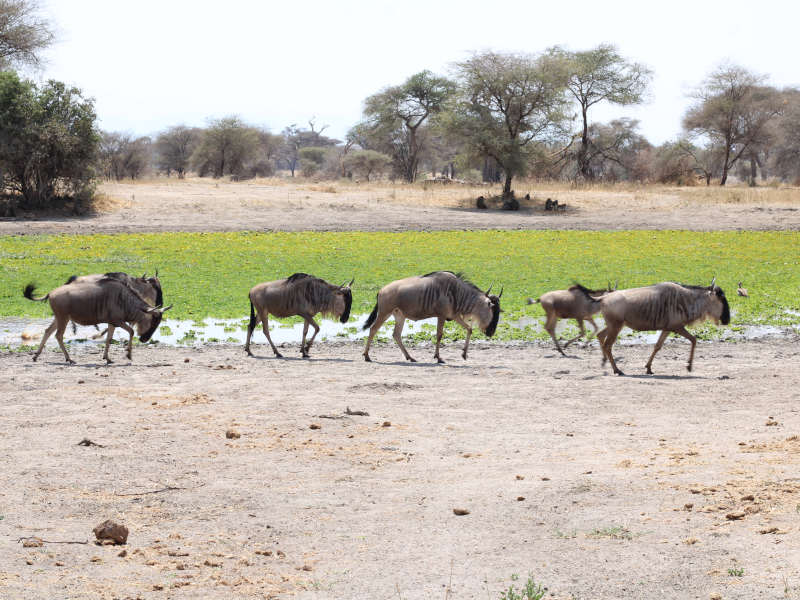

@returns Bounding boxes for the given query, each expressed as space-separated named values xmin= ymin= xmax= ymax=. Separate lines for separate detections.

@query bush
xmin=0 ymin=71 xmax=99 ymax=214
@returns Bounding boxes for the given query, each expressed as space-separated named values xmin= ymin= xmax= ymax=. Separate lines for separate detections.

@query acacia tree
xmin=683 ymin=65 xmax=783 ymax=185
xmin=361 ymin=70 xmax=455 ymax=182
xmin=0 ymin=0 xmax=54 ymax=70
xmin=551 ymin=44 xmax=651 ymax=180
xmin=448 ymin=51 xmax=571 ymax=202
xmin=155 ymin=125 xmax=200 ymax=178
xmin=191 ymin=116 xmax=259 ymax=178
xmin=343 ymin=149 xmax=391 ymax=182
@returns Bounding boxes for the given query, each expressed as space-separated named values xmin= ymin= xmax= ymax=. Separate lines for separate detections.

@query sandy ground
xmin=1 ymin=179 xmax=799 ymax=234
xmin=2 ymin=338 xmax=800 ymax=599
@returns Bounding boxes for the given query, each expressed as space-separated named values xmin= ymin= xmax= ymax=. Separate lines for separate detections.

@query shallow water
xmin=2 ymin=313 xmax=797 ymax=351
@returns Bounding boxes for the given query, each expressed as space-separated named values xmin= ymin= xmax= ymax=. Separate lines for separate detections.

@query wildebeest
xmin=66 ymin=271 xmax=163 ymax=338
xmin=362 ymin=271 xmax=502 ymax=363
xmin=245 ymin=273 xmax=353 ymax=358
xmin=596 ymin=278 xmax=730 ymax=375
xmin=529 ymin=282 xmax=615 ymax=355
xmin=24 ymin=276 xmax=172 ymax=364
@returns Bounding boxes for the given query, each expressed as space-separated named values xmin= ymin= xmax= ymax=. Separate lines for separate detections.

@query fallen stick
xmin=77 ymin=438 xmax=104 ymax=448
xmin=317 ymin=414 xmax=345 ymax=420
xmin=18 ymin=537 xmax=88 ymax=545
xmin=345 ymin=407 xmax=369 ymax=416
xmin=114 ymin=484 xmax=204 ymax=497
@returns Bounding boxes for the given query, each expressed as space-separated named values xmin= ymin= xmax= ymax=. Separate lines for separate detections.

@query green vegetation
xmin=728 ymin=567 xmax=744 ymax=577
xmin=587 ymin=525 xmax=635 ymax=540
xmin=1 ymin=230 xmax=797 ymax=342
xmin=500 ymin=574 xmax=547 ymax=600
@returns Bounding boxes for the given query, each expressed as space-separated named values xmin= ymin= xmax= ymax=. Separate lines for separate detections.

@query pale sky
xmin=38 ymin=0 xmax=799 ymax=145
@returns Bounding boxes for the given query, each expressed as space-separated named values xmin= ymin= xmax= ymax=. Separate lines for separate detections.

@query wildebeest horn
xmin=142 ymin=272 xmax=147 ymax=279
xmin=485 ymin=283 xmax=493 ymax=295
xmin=159 ymin=304 xmax=173 ymax=312
xmin=710 ymin=276 xmax=716 ymax=288
xmin=498 ymin=286 xmax=503 ymax=298
xmin=341 ymin=277 xmax=354 ymax=288
xmin=154 ymin=268 xmax=159 ymax=278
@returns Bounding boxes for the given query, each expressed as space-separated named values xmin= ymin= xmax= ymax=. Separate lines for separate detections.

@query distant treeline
xmin=1 ymin=0 xmax=799 ymax=216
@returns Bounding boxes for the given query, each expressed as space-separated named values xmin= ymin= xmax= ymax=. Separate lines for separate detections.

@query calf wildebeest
xmin=529 ymin=283 xmax=615 ymax=355
xmin=24 ymin=276 xmax=172 ymax=364
xmin=596 ymin=278 xmax=730 ymax=375
xmin=66 ymin=271 xmax=163 ymax=337
xmin=362 ymin=271 xmax=502 ymax=363
xmin=245 ymin=273 xmax=353 ymax=358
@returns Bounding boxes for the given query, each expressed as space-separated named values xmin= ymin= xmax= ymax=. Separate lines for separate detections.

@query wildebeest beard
xmin=139 ymin=312 xmax=162 ymax=342
xmin=718 ymin=290 xmax=730 ymax=325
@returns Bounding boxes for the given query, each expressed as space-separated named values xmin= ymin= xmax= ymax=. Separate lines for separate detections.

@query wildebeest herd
xmin=23 ymin=270 xmax=731 ymax=375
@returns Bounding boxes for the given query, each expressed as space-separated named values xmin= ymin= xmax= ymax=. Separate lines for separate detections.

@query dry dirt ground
xmin=1 ymin=179 xmax=799 ymax=234
xmin=2 ymin=338 xmax=800 ymax=599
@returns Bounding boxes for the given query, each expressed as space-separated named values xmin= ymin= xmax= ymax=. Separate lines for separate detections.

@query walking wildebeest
xmin=24 ymin=276 xmax=172 ymax=364
xmin=362 ymin=271 xmax=502 ymax=363
xmin=66 ymin=271 xmax=163 ymax=338
xmin=245 ymin=273 xmax=353 ymax=358
xmin=529 ymin=282 xmax=615 ymax=355
xmin=596 ymin=278 xmax=730 ymax=375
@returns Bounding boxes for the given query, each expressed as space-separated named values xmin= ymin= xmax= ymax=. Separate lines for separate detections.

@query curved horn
xmin=710 ymin=276 xmax=716 ymax=288
xmin=348 ymin=277 xmax=354 ymax=287
xmin=498 ymin=286 xmax=503 ymax=298
xmin=159 ymin=304 xmax=173 ymax=313
xmin=485 ymin=283 xmax=493 ymax=295
xmin=154 ymin=268 xmax=159 ymax=278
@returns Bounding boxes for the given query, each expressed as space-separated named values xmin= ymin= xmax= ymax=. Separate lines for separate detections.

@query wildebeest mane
xmin=286 ymin=273 xmax=346 ymax=320
xmin=98 ymin=274 xmax=152 ymax=307
xmin=569 ymin=283 xmax=603 ymax=301
xmin=65 ymin=275 xmax=78 ymax=284
xmin=287 ymin=272 xmax=312 ymax=283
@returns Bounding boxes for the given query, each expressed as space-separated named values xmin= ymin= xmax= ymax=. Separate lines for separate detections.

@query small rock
xmin=55 ymin=561 xmax=64 ymax=567
xmin=153 ymin=584 xmax=164 ymax=591
xmin=255 ymin=549 xmax=273 ymax=556
xmin=684 ymin=503 xmax=694 ymax=511
xmin=90 ymin=556 xmax=102 ymax=563
xmin=759 ymin=527 xmax=779 ymax=534
xmin=225 ymin=429 xmax=241 ymax=439
xmin=541 ymin=477 xmax=550 ymax=481
xmin=453 ymin=508 xmax=470 ymax=516
xmin=300 ymin=564 xmax=313 ymax=571
xmin=725 ymin=511 xmax=746 ymax=521
xmin=93 ymin=519 xmax=128 ymax=545
xmin=78 ymin=379 xmax=85 ymax=384
xmin=276 ymin=550 xmax=285 ymax=558
xmin=184 ymin=358 xmax=190 ymax=363
xmin=516 ymin=496 xmax=525 ymax=501
xmin=766 ymin=419 xmax=779 ymax=426
xmin=689 ymin=488 xmax=701 ymax=494
xmin=382 ymin=421 xmax=391 ymax=427
xmin=204 ymin=559 xmax=222 ymax=567
xmin=740 ymin=494 xmax=755 ymax=502
xmin=515 ymin=475 xmax=524 ymax=480
xmin=117 ymin=549 xmax=127 ymax=557
xmin=309 ymin=424 xmax=321 ymax=430
xmin=26 ymin=559 xmax=33 ymax=565
xmin=710 ymin=594 xmax=722 ymax=600
xmin=684 ymin=537 xmax=699 ymax=545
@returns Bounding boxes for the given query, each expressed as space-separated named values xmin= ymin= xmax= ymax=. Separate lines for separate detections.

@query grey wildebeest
xmin=362 ymin=271 xmax=502 ymax=363
xmin=529 ymin=283 xmax=615 ymax=355
xmin=66 ymin=271 xmax=163 ymax=337
xmin=596 ymin=278 xmax=730 ymax=375
xmin=245 ymin=273 xmax=353 ymax=358
xmin=24 ymin=276 xmax=172 ymax=364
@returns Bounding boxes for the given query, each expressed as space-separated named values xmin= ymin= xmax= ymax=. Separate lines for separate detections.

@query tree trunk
xmin=749 ymin=157 xmax=758 ymax=187
xmin=406 ymin=127 xmax=418 ymax=183
xmin=706 ymin=173 xmax=712 ymax=186
xmin=578 ymin=106 xmax=590 ymax=179
xmin=502 ymin=173 xmax=513 ymax=198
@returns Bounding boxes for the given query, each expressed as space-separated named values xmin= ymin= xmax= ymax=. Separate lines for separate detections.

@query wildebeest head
xmin=333 ymin=278 xmax=354 ymax=323
xmin=136 ymin=304 xmax=172 ymax=342
xmin=140 ymin=269 xmax=163 ymax=307
xmin=480 ymin=285 xmax=503 ymax=337
xmin=704 ymin=277 xmax=730 ymax=326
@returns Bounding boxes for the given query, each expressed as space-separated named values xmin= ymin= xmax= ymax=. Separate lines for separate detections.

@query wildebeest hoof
xmin=686 ymin=365 xmax=692 ymax=372
xmin=614 ymin=370 xmax=625 ymax=376
xmin=461 ymin=351 xmax=467 ymax=360
xmin=67 ymin=359 xmax=76 ymax=365
xmin=364 ymin=355 xmax=372 ymax=362
xmin=274 ymin=352 xmax=283 ymax=358
xmin=32 ymin=355 xmax=38 ymax=362
xmin=105 ymin=358 xmax=114 ymax=364
xmin=436 ymin=357 xmax=445 ymax=364
xmin=407 ymin=357 xmax=417 ymax=363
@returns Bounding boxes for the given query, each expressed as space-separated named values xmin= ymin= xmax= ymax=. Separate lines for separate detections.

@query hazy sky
xmin=38 ymin=0 xmax=798 ymax=144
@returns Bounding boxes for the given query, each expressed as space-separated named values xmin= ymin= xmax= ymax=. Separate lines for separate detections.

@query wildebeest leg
xmin=300 ymin=319 xmax=309 ymax=357
xmin=363 ymin=307 xmax=393 ymax=362
xmin=33 ymin=319 xmax=57 ymax=362
xmin=102 ymin=327 xmax=115 ymax=363
xmin=674 ymin=326 xmax=697 ymax=372
xmin=244 ymin=311 xmax=260 ymax=356
xmin=392 ymin=312 xmax=415 ymax=362
xmin=599 ymin=325 xmax=624 ymax=375
xmin=92 ymin=326 xmax=110 ymax=340
xmin=563 ymin=319 xmax=586 ymax=349
xmin=261 ymin=314 xmax=282 ymax=358
xmin=433 ymin=317 xmax=445 ymax=364
xmin=544 ymin=313 xmax=566 ymax=356
xmin=583 ymin=317 xmax=600 ymax=346
xmin=644 ymin=330 xmax=670 ymax=375
xmin=117 ymin=323 xmax=135 ymax=360
xmin=54 ymin=320 xmax=74 ymax=364
xmin=453 ymin=315 xmax=472 ymax=360
xmin=301 ymin=315 xmax=320 ymax=358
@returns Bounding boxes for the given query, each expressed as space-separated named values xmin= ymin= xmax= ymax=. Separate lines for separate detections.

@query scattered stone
xmin=725 ymin=511 xmax=746 ymax=521
xmin=453 ymin=508 xmax=470 ymax=516
xmin=204 ymin=559 xmax=222 ymax=567
xmin=153 ymin=584 xmax=164 ymax=591
xmin=684 ymin=503 xmax=694 ymax=511
xmin=759 ymin=527 xmax=779 ymax=534
xmin=710 ymin=594 xmax=722 ymax=600
xmin=582 ymin=470 xmax=593 ymax=475
xmin=689 ymin=488 xmax=701 ymax=494
xmin=77 ymin=380 xmax=85 ymax=384
xmin=184 ymin=358 xmax=190 ymax=363
xmin=740 ymin=494 xmax=755 ymax=502
xmin=255 ymin=549 xmax=273 ymax=556
xmin=516 ymin=496 xmax=525 ymax=501
xmin=515 ymin=475 xmax=524 ymax=480
xmin=541 ymin=477 xmax=550 ymax=481
xmin=382 ymin=421 xmax=391 ymax=427
xmin=55 ymin=561 xmax=64 ymax=567
xmin=93 ymin=520 xmax=129 ymax=545
xmin=300 ymin=564 xmax=313 ymax=571
xmin=117 ymin=549 xmax=127 ymax=558
xmin=90 ymin=556 xmax=102 ymax=563
xmin=225 ymin=429 xmax=241 ymax=439
xmin=276 ymin=550 xmax=285 ymax=558
xmin=766 ymin=418 xmax=779 ymax=426
xmin=309 ymin=424 xmax=321 ymax=430
xmin=22 ymin=537 xmax=43 ymax=548
xmin=684 ymin=537 xmax=699 ymax=545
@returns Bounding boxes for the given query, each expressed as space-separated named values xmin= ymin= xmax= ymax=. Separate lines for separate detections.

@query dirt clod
xmin=453 ymin=508 xmax=470 ymax=516
xmin=725 ymin=511 xmax=746 ymax=521
xmin=92 ymin=520 xmax=128 ymax=545
xmin=225 ymin=430 xmax=241 ymax=439
xmin=382 ymin=421 xmax=391 ymax=427
xmin=22 ymin=537 xmax=43 ymax=548
xmin=309 ymin=424 xmax=321 ymax=430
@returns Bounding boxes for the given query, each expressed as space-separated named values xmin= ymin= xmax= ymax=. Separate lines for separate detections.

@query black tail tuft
xmin=362 ymin=300 xmax=379 ymax=331
xmin=248 ymin=298 xmax=257 ymax=332
xmin=24 ymin=283 xmax=37 ymax=300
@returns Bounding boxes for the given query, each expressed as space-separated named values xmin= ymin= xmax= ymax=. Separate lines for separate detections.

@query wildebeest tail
xmin=65 ymin=275 xmax=78 ymax=284
xmin=23 ymin=283 xmax=48 ymax=302
xmin=362 ymin=299 xmax=379 ymax=330
xmin=248 ymin=298 xmax=257 ymax=331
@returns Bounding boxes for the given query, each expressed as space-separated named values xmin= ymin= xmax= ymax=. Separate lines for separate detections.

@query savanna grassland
xmin=2 ymin=179 xmax=800 ymax=600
